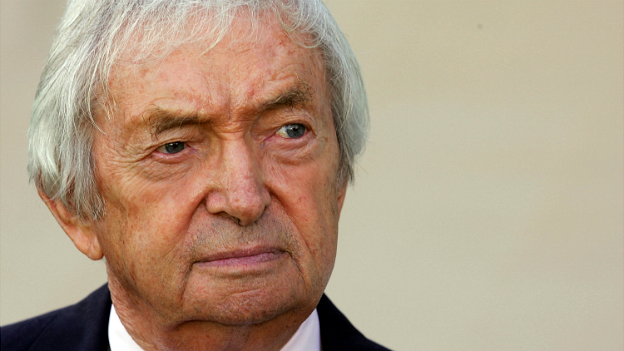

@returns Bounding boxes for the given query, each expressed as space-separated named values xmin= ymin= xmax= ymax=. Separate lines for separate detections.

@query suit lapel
xmin=317 ymin=294 xmax=390 ymax=351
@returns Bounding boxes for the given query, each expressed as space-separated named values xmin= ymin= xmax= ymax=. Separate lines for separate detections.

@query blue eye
xmin=160 ymin=142 xmax=185 ymax=154
xmin=276 ymin=124 xmax=306 ymax=139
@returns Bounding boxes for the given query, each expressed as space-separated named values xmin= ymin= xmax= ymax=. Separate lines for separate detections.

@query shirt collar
xmin=108 ymin=304 xmax=321 ymax=351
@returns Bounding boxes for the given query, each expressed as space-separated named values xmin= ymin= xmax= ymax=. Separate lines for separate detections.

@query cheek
xmin=95 ymin=167 xmax=202 ymax=278
xmin=265 ymin=144 xmax=341 ymax=261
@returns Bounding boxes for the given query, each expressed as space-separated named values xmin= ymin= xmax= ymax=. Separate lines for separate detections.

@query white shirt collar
xmin=278 ymin=308 xmax=321 ymax=351
xmin=108 ymin=304 xmax=145 ymax=351
xmin=108 ymin=304 xmax=321 ymax=351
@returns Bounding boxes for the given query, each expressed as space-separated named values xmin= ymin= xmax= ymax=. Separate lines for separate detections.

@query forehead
xmin=104 ymin=15 xmax=327 ymax=126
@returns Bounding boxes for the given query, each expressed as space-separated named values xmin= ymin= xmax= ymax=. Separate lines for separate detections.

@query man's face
xmin=88 ymin=18 xmax=346 ymax=325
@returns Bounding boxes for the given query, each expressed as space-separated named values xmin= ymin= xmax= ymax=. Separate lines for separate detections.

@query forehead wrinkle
xmin=108 ymin=20 xmax=327 ymax=139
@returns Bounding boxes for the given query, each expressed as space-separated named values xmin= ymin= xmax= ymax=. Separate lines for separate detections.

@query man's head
xmin=29 ymin=0 xmax=367 ymax=348
xmin=29 ymin=0 xmax=368 ymax=220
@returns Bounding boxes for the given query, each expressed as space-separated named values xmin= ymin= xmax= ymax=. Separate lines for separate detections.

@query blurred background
xmin=1 ymin=1 xmax=622 ymax=350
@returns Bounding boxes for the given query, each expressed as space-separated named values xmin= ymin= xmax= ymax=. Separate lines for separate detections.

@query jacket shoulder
xmin=1 ymin=285 xmax=111 ymax=351
xmin=1 ymin=309 xmax=61 ymax=351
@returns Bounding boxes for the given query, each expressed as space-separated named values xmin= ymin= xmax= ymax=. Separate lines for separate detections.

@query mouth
xmin=194 ymin=247 xmax=287 ymax=269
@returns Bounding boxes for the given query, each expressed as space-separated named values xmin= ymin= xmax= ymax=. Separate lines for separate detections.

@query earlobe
xmin=336 ymin=180 xmax=348 ymax=218
xmin=37 ymin=189 xmax=104 ymax=261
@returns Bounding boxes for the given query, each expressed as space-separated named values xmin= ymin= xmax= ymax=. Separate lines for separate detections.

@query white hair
xmin=29 ymin=0 xmax=368 ymax=219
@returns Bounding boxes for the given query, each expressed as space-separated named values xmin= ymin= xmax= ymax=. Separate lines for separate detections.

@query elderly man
xmin=1 ymin=0 xmax=387 ymax=350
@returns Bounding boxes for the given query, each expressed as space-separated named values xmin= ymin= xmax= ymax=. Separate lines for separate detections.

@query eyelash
xmin=156 ymin=141 xmax=186 ymax=154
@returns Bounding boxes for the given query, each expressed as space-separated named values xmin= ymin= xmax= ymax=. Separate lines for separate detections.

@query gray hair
xmin=28 ymin=0 xmax=368 ymax=219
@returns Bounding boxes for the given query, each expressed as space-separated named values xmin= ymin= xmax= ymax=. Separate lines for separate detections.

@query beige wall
xmin=1 ymin=1 xmax=622 ymax=350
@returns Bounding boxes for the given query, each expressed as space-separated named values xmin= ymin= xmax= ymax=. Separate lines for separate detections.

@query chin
xmin=187 ymin=286 xmax=314 ymax=326
xmin=178 ymin=254 xmax=324 ymax=325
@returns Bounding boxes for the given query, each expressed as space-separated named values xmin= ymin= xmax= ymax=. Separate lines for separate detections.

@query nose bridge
xmin=209 ymin=137 xmax=269 ymax=225
xmin=224 ymin=138 xmax=261 ymax=194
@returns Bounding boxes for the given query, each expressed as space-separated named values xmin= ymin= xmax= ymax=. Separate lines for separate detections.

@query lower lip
xmin=195 ymin=251 xmax=286 ymax=269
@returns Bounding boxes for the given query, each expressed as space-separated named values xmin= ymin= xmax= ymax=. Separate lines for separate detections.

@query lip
xmin=194 ymin=247 xmax=286 ymax=269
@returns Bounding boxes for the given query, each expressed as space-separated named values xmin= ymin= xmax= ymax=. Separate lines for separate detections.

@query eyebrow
xmin=261 ymin=82 xmax=314 ymax=112
xmin=144 ymin=109 xmax=207 ymax=136
xmin=142 ymin=81 xmax=316 ymax=137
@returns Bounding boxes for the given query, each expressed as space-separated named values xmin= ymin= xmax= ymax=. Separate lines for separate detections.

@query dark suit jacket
xmin=1 ymin=285 xmax=390 ymax=351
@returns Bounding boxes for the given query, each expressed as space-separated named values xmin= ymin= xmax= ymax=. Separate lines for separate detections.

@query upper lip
xmin=196 ymin=245 xmax=284 ymax=263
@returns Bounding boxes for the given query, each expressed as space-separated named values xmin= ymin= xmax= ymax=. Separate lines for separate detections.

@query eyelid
xmin=151 ymin=127 xmax=204 ymax=150
xmin=276 ymin=123 xmax=308 ymax=139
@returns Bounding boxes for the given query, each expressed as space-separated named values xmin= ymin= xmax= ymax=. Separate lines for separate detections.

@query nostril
xmin=217 ymin=212 xmax=243 ymax=226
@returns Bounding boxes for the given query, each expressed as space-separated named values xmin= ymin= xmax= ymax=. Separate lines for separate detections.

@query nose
xmin=205 ymin=138 xmax=270 ymax=226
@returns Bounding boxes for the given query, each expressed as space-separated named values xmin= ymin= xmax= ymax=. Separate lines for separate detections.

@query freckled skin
xmin=79 ymin=15 xmax=346 ymax=351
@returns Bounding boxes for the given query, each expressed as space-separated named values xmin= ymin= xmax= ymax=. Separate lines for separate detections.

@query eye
xmin=276 ymin=124 xmax=306 ymax=139
xmin=157 ymin=141 xmax=186 ymax=154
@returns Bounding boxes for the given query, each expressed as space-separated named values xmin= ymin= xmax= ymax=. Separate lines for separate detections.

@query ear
xmin=37 ymin=188 xmax=104 ymax=260
xmin=336 ymin=179 xmax=348 ymax=218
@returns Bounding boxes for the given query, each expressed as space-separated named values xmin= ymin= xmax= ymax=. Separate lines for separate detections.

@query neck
xmin=107 ymin=275 xmax=312 ymax=351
